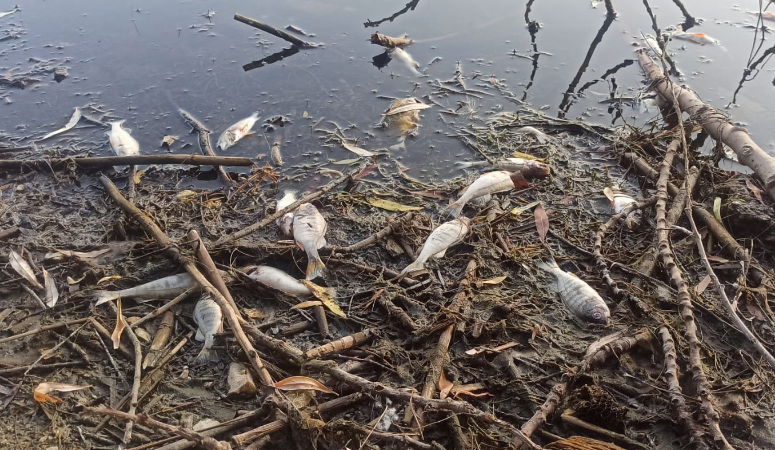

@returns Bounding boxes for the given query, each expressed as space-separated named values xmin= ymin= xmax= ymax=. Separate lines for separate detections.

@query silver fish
xmin=217 ymin=112 xmax=259 ymax=150
xmin=455 ymin=157 xmax=550 ymax=178
xmin=514 ymin=126 xmax=549 ymax=143
xmin=93 ymin=273 xmax=198 ymax=305
xmin=248 ymin=265 xmax=336 ymax=298
xmin=392 ymin=48 xmax=423 ymax=77
xmin=275 ymin=190 xmax=298 ymax=236
xmin=401 ymin=217 xmax=470 ymax=274
xmin=537 ymin=258 xmax=610 ymax=324
xmin=293 ymin=203 xmax=327 ymax=280
xmin=107 ymin=121 xmax=140 ymax=157
xmin=193 ymin=294 xmax=223 ymax=363
xmin=443 ymin=171 xmax=527 ymax=218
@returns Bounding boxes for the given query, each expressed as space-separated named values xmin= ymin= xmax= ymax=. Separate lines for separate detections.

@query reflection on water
xmin=0 ymin=0 xmax=773 ymax=185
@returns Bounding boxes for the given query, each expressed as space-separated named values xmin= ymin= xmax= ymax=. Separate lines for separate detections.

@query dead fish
xmin=746 ymin=10 xmax=775 ymax=21
xmin=9 ymin=250 xmax=44 ymax=290
xmin=514 ymin=126 xmax=549 ymax=144
xmin=293 ymin=203 xmax=327 ymax=280
xmin=401 ymin=217 xmax=470 ymax=274
xmin=443 ymin=171 xmax=528 ymax=218
xmin=536 ymin=257 xmax=610 ymax=324
xmin=455 ymin=157 xmax=550 ymax=178
xmin=217 ymin=112 xmax=259 ymax=150
xmin=673 ymin=32 xmax=722 ymax=46
xmin=0 ymin=7 xmax=19 ymax=19
xmin=392 ymin=48 xmax=423 ymax=77
xmin=248 ymin=265 xmax=336 ymax=298
xmin=92 ymin=273 xmax=198 ymax=305
xmin=107 ymin=121 xmax=140 ymax=156
xmin=193 ymin=294 xmax=223 ymax=364
xmin=271 ymin=137 xmax=283 ymax=165
xmin=275 ymin=190 xmax=298 ymax=236
xmin=604 ymin=187 xmax=641 ymax=229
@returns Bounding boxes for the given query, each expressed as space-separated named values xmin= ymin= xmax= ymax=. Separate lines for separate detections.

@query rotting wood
xmin=0 ymin=226 xmax=20 ymax=241
xmin=305 ymin=329 xmax=374 ymax=360
xmin=179 ymin=109 xmax=235 ymax=185
xmin=142 ymin=311 xmax=174 ymax=369
xmin=0 ymin=154 xmax=253 ymax=171
xmin=234 ymin=14 xmax=319 ymax=48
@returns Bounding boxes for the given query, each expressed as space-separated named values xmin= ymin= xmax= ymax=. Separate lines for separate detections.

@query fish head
xmin=587 ymin=305 xmax=611 ymax=325
xmin=280 ymin=213 xmax=295 ymax=236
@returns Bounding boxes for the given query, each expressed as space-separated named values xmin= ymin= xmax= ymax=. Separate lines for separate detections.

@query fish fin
xmin=93 ymin=290 xmax=119 ymax=306
xmin=324 ymin=287 xmax=337 ymax=298
xmin=195 ymin=328 xmax=204 ymax=342
xmin=305 ymin=257 xmax=326 ymax=280
xmin=400 ymin=259 xmax=425 ymax=275
xmin=249 ymin=112 xmax=260 ymax=119
xmin=441 ymin=202 xmax=463 ymax=218
xmin=193 ymin=347 xmax=219 ymax=364
xmin=535 ymin=256 xmax=559 ymax=272
xmin=434 ymin=248 xmax=447 ymax=259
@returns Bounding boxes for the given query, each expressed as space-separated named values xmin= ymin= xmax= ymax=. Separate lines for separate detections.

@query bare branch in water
xmin=364 ymin=0 xmax=420 ymax=28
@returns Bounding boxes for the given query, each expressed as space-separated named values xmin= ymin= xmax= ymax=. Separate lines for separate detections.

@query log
xmin=234 ymin=14 xmax=318 ymax=48
xmin=637 ymin=49 xmax=775 ymax=203
xmin=0 ymin=154 xmax=254 ymax=171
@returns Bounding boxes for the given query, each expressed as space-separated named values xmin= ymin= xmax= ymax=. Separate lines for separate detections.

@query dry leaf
xmin=52 ymin=248 xmax=110 ymax=263
xmin=534 ymin=203 xmax=549 ymax=243
xmin=274 ymin=376 xmax=337 ymax=395
xmin=331 ymin=158 xmax=360 ymax=165
xmin=290 ymin=300 xmax=324 ymax=311
xmin=9 ymin=250 xmax=44 ymax=290
xmin=111 ymin=297 xmax=127 ymax=349
xmin=603 ymin=186 xmax=615 ymax=202
xmin=382 ymin=98 xmax=431 ymax=116
xmin=34 ymin=382 xmax=91 ymax=403
xmin=161 ymin=135 xmax=178 ymax=147
xmin=713 ymin=197 xmax=723 ymax=223
xmin=512 ymin=151 xmax=545 ymax=161
xmin=510 ymin=200 xmax=540 ymax=216
xmin=302 ymin=111 xmax=309 ymax=118
xmin=366 ymin=197 xmax=423 ymax=212
xmin=39 ymin=107 xmax=81 ymax=141
xmin=454 ymin=388 xmax=492 ymax=399
xmin=370 ymin=32 xmax=414 ymax=48
xmin=481 ymin=275 xmax=507 ymax=285
xmin=438 ymin=372 xmax=453 ymax=400
xmin=176 ymin=190 xmax=198 ymax=202
xmin=696 ymin=274 xmax=711 ymax=295
xmin=133 ymin=169 xmax=146 ymax=185
xmin=408 ymin=189 xmax=445 ymax=199
xmin=98 ymin=275 xmax=122 ymax=285
xmin=745 ymin=179 xmax=764 ymax=204
xmin=301 ymin=280 xmax=346 ymax=318
xmin=243 ymin=308 xmax=266 ymax=320
xmin=43 ymin=267 xmax=59 ymax=308
xmin=340 ymin=139 xmax=375 ymax=157
xmin=67 ymin=274 xmax=87 ymax=285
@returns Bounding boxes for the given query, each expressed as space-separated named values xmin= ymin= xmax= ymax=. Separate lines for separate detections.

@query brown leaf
xmin=453 ymin=388 xmax=492 ymax=399
xmin=111 ymin=297 xmax=127 ymax=350
xmin=696 ymin=274 xmax=711 ymax=295
xmin=301 ymin=280 xmax=346 ymax=318
xmin=745 ymin=179 xmax=764 ymax=204
xmin=290 ymin=300 xmax=324 ymax=311
xmin=534 ymin=203 xmax=549 ymax=243
xmin=42 ymin=267 xmax=59 ymax=308
xmin=34 ymin=382 xmax=91 ymax=403
xmin=438 ymin=371 xmax=453 ymax=400
xmin=370 ymin=32 xmax=414 ymax=48
xmin=274 ymin=376 xmax=337 ymax=395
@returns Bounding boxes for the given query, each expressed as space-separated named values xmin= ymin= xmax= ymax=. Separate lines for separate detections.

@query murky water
xmin=1 ymin=0 xmax=772 ymax=183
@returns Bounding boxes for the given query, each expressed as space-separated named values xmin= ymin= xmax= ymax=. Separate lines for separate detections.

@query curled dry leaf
xmin=9 ymin=250 xmax=44 ymax=290
xmin=51 ymin=247 xmax=110 ymax=263
xmin=512 ymin=151 xmax=545 ymax=162
xmin=43 ymin=267 xmax=59 ymax=308
xmin=745 ymin=179 xmax=764 ymax=204
xmin=301 ymin=280 xmax=346 ymax=318
xmin=534 ymin=203 xmax=549 ymax=243
xmin=370 ymin=32 xmax=413 ymax=48
xmin=111 ymin=297 xmax=127 ymax=350
xmin=133 ymin=169 xmax=146 ymax=185
xmin=97 ymin=275 xmax=122 ymax=285
xmin=38 ymin=107 xmax=81 ymax=141
xmin=340 ymin=139 xmax=375 ymax=157
xmin=366 ymin=197 xmax=423 ymax=212
xmin=603 ymin=186 xmax=615 ymax=202
xmin=480 ymin=275 xmax=507 ymax=285
xmin=290 ymin=300 xmax=324 ymax=311
xmin=510 ymin=200 xmax=540 ymax=216
xmin=713 ymin=197 xmax=723 ymax=223
xmin=382 ymin=97 xmax=431 ymax=116
xmin=438 ymin=371 xmax=453 ymax=400
xmin=274 ymin=376 xmax=337 ymax=395
xmin=34 ymin=382 xmax=91 ymax=403
xmin=161 ymin=135 xmax=178 ymax=147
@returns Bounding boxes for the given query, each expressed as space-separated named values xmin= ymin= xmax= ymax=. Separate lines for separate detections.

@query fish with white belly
xmin=248 ymin=265 xmax=336 ymax=298
xmin=293 ymin=203 xmax=328 ymax=280
xmin=537 ymin=257 xmax=610 ymax=325
xmin=442 ymin=171 xmax=528 ymax=218
xmin=107 ymin=121 xmax=140 ymax=157
xmin=217 ymin=112 xmax=259 ymax=150
xmin=193 ymin=294 xmax=223 ymax=363
xmin=401 ymin=217 xmax=470 ymax=274
xmin=275 ymin=190 xmax=298 ymax=236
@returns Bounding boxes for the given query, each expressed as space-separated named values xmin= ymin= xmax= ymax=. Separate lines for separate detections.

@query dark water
xmin=1 ymin=0 xmax=773 ymax=183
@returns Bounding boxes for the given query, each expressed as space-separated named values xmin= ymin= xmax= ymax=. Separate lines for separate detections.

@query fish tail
xmin=536 ymin=256 xmax=559 ymax=272
xmin=441 ymin=201 xmax=464 ymax=218
xmin=324 ymin=286 xmax=337 ymax=298
xmin=249 ymin=111 xmax=260 ymax=119
xmin=400 ymin=258 xmax=425 ymax=275
xmin=93 ymin=290 xmax=119 ymax=306
xmin=305 ymin=255 xmax=326 ymax=280
xmin=193 ymin=347 xmax=219 ymax=364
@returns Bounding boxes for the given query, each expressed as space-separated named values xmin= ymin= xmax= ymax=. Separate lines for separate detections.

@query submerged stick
xmin=188 ymin=230 xmax=243 ymax=321
xmin=0 ymin=154 xmax=253 ymax=171
xmin=179 ymin=109 xmax=235 ymax=185
xmin=234 ymin=14 xmax=318 ymax=48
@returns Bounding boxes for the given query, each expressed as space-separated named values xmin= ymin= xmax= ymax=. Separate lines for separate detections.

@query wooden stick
xmin=142 ymin=311 xmax=174 ymax=369
xmin=179 ymin=109 xmax=234 ymax=185
xmin=0 ymin=318 xmax=89 ymax=345
xmin=145 ymin=408 xmax=267 ymax=450
xmin=560 ymin=410 xmax=649 ymax=450
xmin=188 ymin=230 xmax=242 ymax=320
xmin=0 ymin=226 xmax=20 ymax=241
xmin=214 ymin=163 xmax=365 ymax=246
xmin=305 ymin=329 xmax=373 ymax=359
xmin=99 ymin=175 xmax=273 ymax=386
xmin=234 ymin=14 xmax=318 ymax=48
xmin=231 ymin=419 xmax=287 ymax=447
xmin=326 ymin=212 xmax=415 ymax=253
xmin=106 ymin=302 xmax=144 ymax=444
xmin=0 ymin=154 xmax=253 ymax=171
xmin=87 ymin=407 xmax=232 ymax=450
xmin=132 ymin=287 xmax=197 ymax=329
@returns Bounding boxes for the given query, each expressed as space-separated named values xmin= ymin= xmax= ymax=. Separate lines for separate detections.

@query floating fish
xmin=401 ymin=217 xmax=470 ymax=274
xmin=443 ymin=171 xmax=528 ymax=218
xmin=455 ymin=157 xmax=550 ymax=178
xmin=193 ymin=294 xmax=223 ymax=364
xmin=604 ymin=187 xmax=641 ymax=229
xmin=248 ymin=265 xmax=336 ymax=298
xmin=276 ymin=190 xmax=298 ymax=236
xmin=392 ymin=48 xmax=423 ymax=77
xmin=92 ymin=273 xmax=199 ymax=305
xmin=536 ymin=257 xmax=610 ymax=324
xmin=381 ymin=97 xmax=430 ymax=137
xmin=293 ymin=203 xmax=327 ymax=280
xmin=107 ymin=121 xmax=140 ymax=157
xmin=747 ymin=11 xmax=775 ymax=22
xmin=217 ymin=112 xmax=259 ymax=150
xmin=514 ymin=126 xmax=549 ymax=144
xmin=673 ymin=32 xmax=721 ymax=46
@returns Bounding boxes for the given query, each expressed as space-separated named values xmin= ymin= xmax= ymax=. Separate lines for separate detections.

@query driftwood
xmin=637 ymin=49 xmax=775 ymax=202
xmin=0 ymin=154 xmax=254 ymax=171
xmin=234 ymin=14 xmax=318 ymax=48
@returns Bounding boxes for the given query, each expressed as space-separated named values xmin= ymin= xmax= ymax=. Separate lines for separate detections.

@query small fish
xmin=275 ymin=190 xmax=298 ymax=236
xmin=293 ymin=203 xmax=327 ymax=280
xmin=443 ymin=171 xmax=528 ymax=218
xmin=401 ymin=217 xmax=470 ymax=274
xmin=92 ymin=273 xmax=198 ymax=305
xmin=515 ymin=126 xmax=549 ymax=144
xmin=673 ymin=32 xmax=721 ymax=46
xmin=392 ymin=48 xmax=423 ymax=77
xmin=217 ymin=112 xmax=259 ymax=150
xmin=455 ymin=158 xmax=550 ymax=178
xmin=0 ymin=7 xmax=19 ymax=19
xmin=107 ymin=121 xmax=140 ymax=157
xmin=9 ymin=250 xmax=44 ymax=290
xmin=536 ymin=257 xmax=610 ymax=324
xmin=248 ymin=266 xmax=336 ymax=298
xmin=193 ymin=294 xmax=223 ymax=364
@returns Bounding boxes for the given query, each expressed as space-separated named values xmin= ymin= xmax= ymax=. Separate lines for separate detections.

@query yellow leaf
xmin=290 ymin=300 xmax=324 ymax=311
xmin=366 ymin=197 xmax=422 ymax=212
xmin=203 ymin=198 xmax=222 ymax=209
xmin=274 ymin=376 xmax=337 ymax=395
xmin=301 ymin=280 xmax=346 ymax=318
xmin=510 ymin=200 xmax=540 ymax=216
xmin=512 ymin=151 xmax=545 ymax=161
xmin=243 ymin=308 xmax=266 ymax=320
xmin=97 ymin=275 xmax=122 ymax=285
xmin=713 ymin=197 xmax=723 ymax=223
xmin=481 ymin=275 xmax=507 ymax=285
xmin=302 ymin=111 xmax=309 ymax=118
xmin=34 ymin=382 xmax=91 ymax=404
xmin=133 ymin=169 xmax=146 ymax=185
xmin=331 ymin=158 xmax=361 ymax=165
xmin=439 ymin=371 xmax=453 ymax=400
xmin=111 ymin=297 xmax=127 ymax=350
